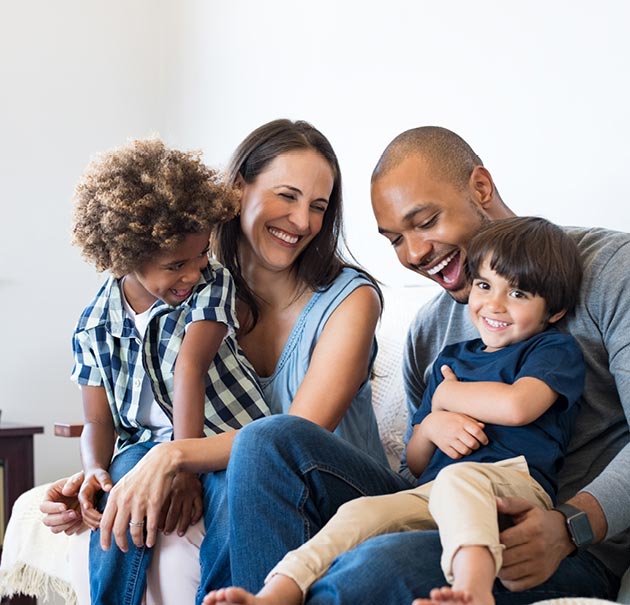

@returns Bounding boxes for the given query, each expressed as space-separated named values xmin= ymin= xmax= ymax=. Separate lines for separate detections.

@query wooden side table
xmin=0 ymin=422 xmax=44 ymax=605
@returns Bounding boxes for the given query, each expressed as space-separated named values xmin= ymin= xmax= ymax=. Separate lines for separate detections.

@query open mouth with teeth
xmin=170 ymin=288 xmax=192 ymax=300
xmin=268 ymin=227 xmax=301 ymax=245
xmin=425 ymin=250 xmax=464 ymax=289
xmin=482 ymin=316 xmax=511 ymax=329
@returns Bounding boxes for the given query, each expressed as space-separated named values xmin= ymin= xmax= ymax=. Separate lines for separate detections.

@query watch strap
xmin=553 ymin=503 xmax=594 ymax=553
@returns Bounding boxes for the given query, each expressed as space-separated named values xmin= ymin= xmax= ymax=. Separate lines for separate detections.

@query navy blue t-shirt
xmin=411 ymin=328 xmax=585 ymax=501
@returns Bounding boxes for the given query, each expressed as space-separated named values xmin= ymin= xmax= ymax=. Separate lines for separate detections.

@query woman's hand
xmin=423 ymin=410 xmax=488 ymax=459
xmin=99 ymin=442 xmax=180 ymax=552
xmin=40 ymin=472 xmax=86 ymax=535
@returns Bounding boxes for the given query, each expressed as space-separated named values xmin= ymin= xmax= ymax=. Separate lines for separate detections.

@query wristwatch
xmin=554 ymin=503 xmax=594 ymax=554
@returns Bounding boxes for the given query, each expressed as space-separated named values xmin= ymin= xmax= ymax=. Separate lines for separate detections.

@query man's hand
xmin=159 ymin=472 xmax=203 ymax=536
xmin=497 ymin=496 xmax=574 ymax=591
xmin=40 ymin=472 xmax=85 ymax=535
xmin=423 ymin=411 xmax=488 ymax=459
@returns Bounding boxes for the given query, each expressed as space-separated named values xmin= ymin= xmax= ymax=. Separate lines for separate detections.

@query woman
xmin=41 ymin=119 xmax=387 ymax=604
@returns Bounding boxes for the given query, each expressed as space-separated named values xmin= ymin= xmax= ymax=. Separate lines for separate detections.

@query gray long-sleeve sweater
xmin=402 ymin=226 xmax=630 ymax=578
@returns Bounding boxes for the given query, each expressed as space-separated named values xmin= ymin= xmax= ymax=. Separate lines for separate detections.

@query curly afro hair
xmin=72 ymin=138 xmax=240 ymax=277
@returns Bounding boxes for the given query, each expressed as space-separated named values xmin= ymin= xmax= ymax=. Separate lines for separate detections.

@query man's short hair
xmin=372 ymin=126 xmax=483 ymax=190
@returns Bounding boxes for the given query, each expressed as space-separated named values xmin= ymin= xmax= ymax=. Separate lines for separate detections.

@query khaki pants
xmin=266 ymin=456 xmax=552 ymax=596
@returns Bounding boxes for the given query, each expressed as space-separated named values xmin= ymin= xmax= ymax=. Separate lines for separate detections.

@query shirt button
xmin=133 ymin=378 xmax=142 ymax=388
xmin=135 ymin=338 xmax=142 ymax=345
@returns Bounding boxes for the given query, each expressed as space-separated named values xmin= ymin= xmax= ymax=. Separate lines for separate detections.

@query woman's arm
xmin=431 ymin=365 xmax=559 ymax=426
xmin=285 ymin=285 xmax=381 ymax=429
xmin=101 ymin=285 xmax=381 ymax=550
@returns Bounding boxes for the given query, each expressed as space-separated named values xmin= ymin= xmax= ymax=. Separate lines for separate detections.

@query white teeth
xmin=484 ymin=317 xmax=509 ymax=328
xmin=426 ymin=251 xmax=457 ymax=276
xmin=269 ymin=227 xmax=299 ymax=244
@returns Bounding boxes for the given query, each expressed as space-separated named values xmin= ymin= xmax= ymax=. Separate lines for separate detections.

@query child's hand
xmin=440 ymin=364 xmax=458 ymax=382
xmin=78 ymin=469 xmax=113 ymax=530
xmin=422 ymin=410 xmax=487 ymax=459
xmin=431 ymin=365 xmax=459 ymax=411
xmin=159 ymin=471 xmax=202 ymax=537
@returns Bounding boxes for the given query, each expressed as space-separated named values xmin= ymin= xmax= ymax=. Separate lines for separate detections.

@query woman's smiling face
xmin=237 ymin=149 xmax=334 ymax=273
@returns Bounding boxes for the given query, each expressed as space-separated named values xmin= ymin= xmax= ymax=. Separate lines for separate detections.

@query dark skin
xmin=370 ymin=154 xmax=607 ymax=590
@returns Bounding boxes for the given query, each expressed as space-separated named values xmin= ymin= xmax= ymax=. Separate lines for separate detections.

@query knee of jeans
xmin=234 ymin=415 xmax=314 ymax=457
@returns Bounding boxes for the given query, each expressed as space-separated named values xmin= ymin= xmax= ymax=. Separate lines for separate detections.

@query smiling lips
xmin=171 ymin=288 xmax=192 ymax=299
xmin=425 ymin=250 xmax=462 ymax=285
xmin=483 ymin=316 xmax=510 ymax=329
xmin=268 ymin=226 xmax=301 ymax=245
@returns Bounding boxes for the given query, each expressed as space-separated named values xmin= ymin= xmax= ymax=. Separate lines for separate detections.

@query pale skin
xmin=202 ymin=258 xmax=569 ymax=605
xmin=43 ymin=149 xmax=382 ymax=558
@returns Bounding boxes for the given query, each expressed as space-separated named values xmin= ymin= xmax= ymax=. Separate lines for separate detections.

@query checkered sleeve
xmin=186 ymin=260 xmax=239 ymax=332
xmin=70 ymin=328 xmax=105 ymax=387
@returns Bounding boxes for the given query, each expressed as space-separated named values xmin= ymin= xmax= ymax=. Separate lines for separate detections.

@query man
xmin=225 ymin=126 xmax=630 ymax=604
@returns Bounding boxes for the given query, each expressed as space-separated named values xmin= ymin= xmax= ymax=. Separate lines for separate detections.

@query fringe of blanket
xmin=0 ymin=561 xmax=77 ymax=605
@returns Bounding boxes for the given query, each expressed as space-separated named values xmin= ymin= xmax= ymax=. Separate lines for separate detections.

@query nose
xmin=288 ymin=202 xmax=310 ymax=233
xmin=404 ymin=235 xmax=432 ymax=268
xmin=182 ymin=261 xmax=203 ymax=285
xmin=486 ymin=292 xmax=506 ymax=313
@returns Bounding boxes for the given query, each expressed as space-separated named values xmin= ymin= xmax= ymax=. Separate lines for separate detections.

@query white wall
xmin=0 ymin=0 xmax=169 ymax=482
xmin=2 ymin=0 xmax=629 ymax=483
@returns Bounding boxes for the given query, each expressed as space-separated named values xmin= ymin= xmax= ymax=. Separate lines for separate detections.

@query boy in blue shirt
xmin=204 ymin=216 xmax=584 ymax=605
xmin=70 ymin=138 xmax=269 ymax=604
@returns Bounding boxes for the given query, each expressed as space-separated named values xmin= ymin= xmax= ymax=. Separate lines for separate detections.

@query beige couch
xmin=1 ymin=285 xmax=628 ymax=604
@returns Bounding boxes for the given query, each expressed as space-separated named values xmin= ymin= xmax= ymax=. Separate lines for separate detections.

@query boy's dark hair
xmin=467 ymin=216 xmax=583 ymax=316
xmin=72 ymin=138 xmax=239 ymax=277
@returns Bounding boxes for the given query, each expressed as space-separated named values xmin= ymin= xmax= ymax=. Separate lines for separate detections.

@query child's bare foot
xmin=412 ymin=585 xmax=493 ymax=605
xmin=202 ymin=586 xmax=259 ymax=605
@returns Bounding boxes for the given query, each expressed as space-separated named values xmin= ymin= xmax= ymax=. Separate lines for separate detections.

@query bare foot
xmin=202 ymin=586 xmax=259 ymax=605
xmin=412 ymin=585 xmax=492 ymax=605
xmin=203 ymin=574 xmax=303 ymax=605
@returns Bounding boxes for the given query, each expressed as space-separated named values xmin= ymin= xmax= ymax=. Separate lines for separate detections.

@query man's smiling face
xmin=371 ymin=155 xmax=492 ymax=304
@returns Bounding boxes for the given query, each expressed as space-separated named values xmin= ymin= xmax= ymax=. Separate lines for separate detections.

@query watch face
xmin=555 ymin=504 xmax=594 ymax=549
xmin=569 ymin=511 xmax=594 ymax=547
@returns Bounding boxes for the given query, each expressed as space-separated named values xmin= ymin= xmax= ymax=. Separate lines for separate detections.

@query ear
xmin=469 ymin=166 xmax=495 ymax=210
xmin=547 ymin=308 xmax=567 ymax=325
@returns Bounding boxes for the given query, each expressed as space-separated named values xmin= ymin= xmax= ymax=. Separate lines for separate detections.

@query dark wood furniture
xmin=0 ymin=422 xmax=44 ymax=605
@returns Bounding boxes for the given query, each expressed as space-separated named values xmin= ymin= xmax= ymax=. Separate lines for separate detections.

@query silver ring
xmin=129 ymin=520 xmax=145 ymax=527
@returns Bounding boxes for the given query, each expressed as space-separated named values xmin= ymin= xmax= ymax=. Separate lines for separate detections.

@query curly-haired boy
xmin=70 ymin=138 xmax=269 ymax=603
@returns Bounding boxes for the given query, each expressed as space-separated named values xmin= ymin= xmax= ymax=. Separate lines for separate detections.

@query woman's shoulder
xmin=320 ymin=266 xmax=378 ymax=297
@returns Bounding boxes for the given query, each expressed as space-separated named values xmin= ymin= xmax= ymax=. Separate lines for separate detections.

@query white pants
xmin=69 ymin=521 xmax=203 ymax=605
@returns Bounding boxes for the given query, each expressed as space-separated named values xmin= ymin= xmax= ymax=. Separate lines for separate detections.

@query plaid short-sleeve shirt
xmin=71 ymin=258 xmax=269 ymax=455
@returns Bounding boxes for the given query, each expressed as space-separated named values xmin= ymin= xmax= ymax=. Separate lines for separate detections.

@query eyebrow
xmin=377 ymin=205 xmax=433 ymax=234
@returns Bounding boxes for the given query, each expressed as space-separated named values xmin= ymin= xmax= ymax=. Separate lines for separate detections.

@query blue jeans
xmin=308 ymin=531 xmax=620 ymax=605
xmin=227 ymin=415 xmax=412 ymax=591
xmin=89 ymin=442 xmax=230 ymax=605
xmin=226 ymin=415 xmax=621 ymax=604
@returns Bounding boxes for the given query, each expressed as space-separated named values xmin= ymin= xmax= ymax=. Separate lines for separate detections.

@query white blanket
xmin=0 ymin=483 xmax=78 ymax=604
